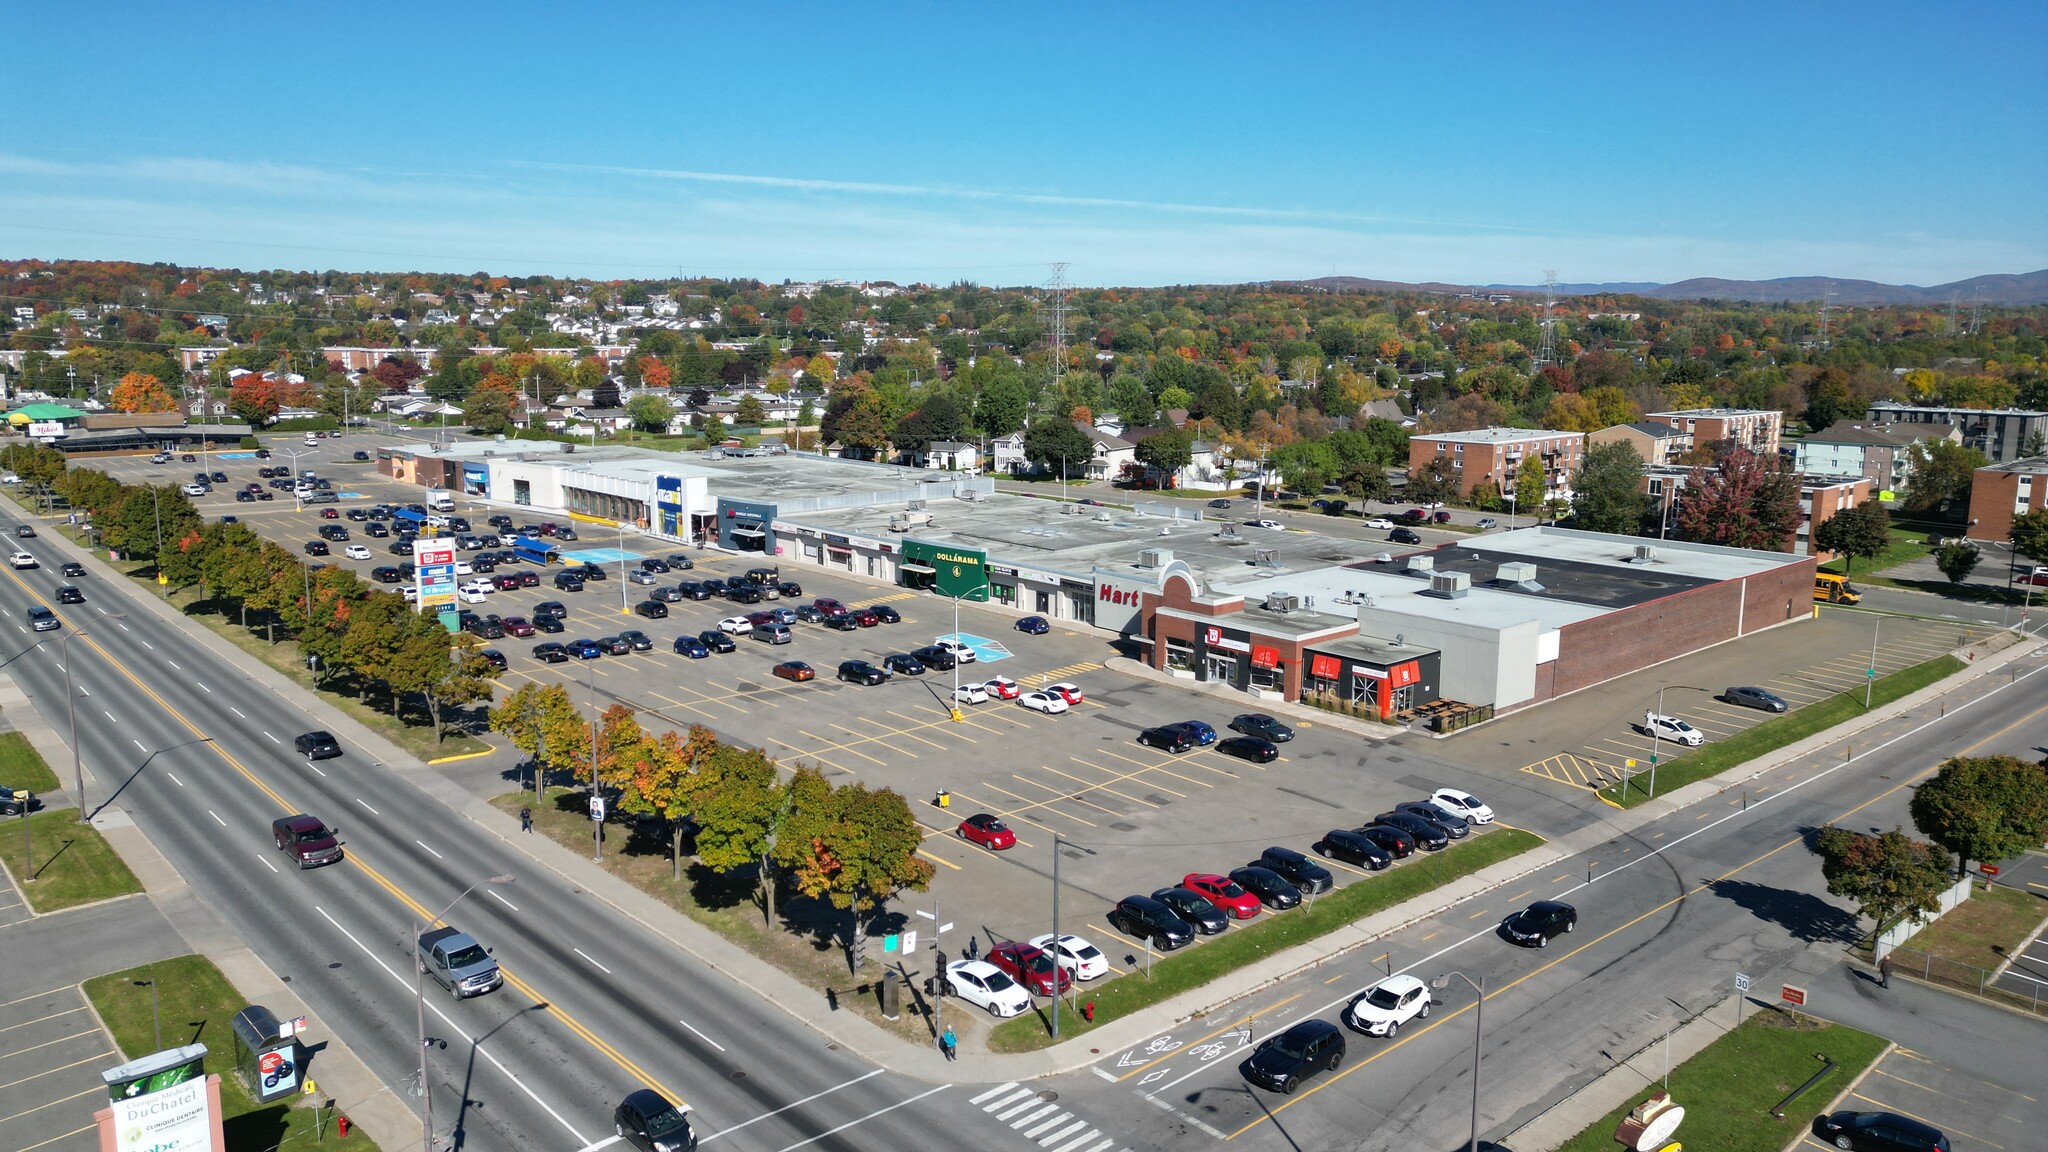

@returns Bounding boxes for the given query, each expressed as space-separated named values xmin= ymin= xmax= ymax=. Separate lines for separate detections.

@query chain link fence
xmin=1882 ymin=945 xmax=2048 ymax=1016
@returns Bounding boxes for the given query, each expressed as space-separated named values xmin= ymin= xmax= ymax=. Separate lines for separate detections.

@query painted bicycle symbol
xmin=1143 ymin=1035 xmax=1184 ymax=1055
xmin=1187 ymin=1042 xmax=1228 ymax=1062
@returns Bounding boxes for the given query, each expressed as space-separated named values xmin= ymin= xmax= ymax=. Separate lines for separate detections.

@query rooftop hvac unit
xmin=1093 ymin=511 xmax=1112 ymax=523
xmin=1061 ymin=502 xmax=1082 ymax=515
xmin=1424 ymin=571 xmax=1471 ymax=599
xmin=1138 ymin=548 xmax=1173 ymax=568
xmin=1630 ymin=544 xmax=1658 ymax=564
xmin=909 ymin=499 xmax=927 ymax=510
xmin=1252 ymin=547 xmax=1279 ymax=567
xmin=1405 ymin=555 xmax=1435 ymax=574
xmin=1264 ymin=592 xmax=1301 ymax=613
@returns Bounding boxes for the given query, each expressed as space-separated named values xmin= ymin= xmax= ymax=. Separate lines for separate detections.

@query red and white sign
xmin=1780 ymin=984 xmax=1807 ymax=1006
xmin=415 ymin=543 xmax=455 ymax=566
xmin=1203 ymin=626 xmax=1251 ymax=653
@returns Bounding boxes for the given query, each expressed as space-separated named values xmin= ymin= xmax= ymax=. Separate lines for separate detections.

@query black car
xmin=1218 ymin=736 xmax=1279 ymax=763
xmin=614 ymin=1087 xmax=698 ymax=1152
xmin=676 ymin=581 xmax=711 ymax=600
xmin=1372 ymin=811 xmax=1449 ymax=851
xmin=726 ymin=585 xmax=763 ymax=605
xmin=54 ymin=585 xmax=84 ymax=604
xmin=1150 ymin=887 xmax=1228 ymax=935
xmin=553 ymin=572 xmax=586 ymax=591
xmin=575 ymin=563 xmax=606 ymax=581
xmin=837 ymin=659 xmax=887 ymax=685
xmin=1355 ymin=824 xmax=1415 ymax=858
xmin=1502 ymin=900 xmax=1577 ymax=948
xmin=909 ymin=645 xmax=957 ymax=671
xmin=532 ymin=614 xmax=566 ymax=634
xmin=346 ymin=508 xmax=368 ymax=521
xmin=235 ymin=489 xmax=254 ymax=502
xmin=699 ymin=630 xmax=736 ymax=654
xmin=1229 ymin=866 xmax=1302 ymax=909
xmin=776 ymin=580 xmax=802 ymax=597
xmin=1228 ymin=713 xmax=1295 ymax=742
xmin=59 ymin=561 xmax=85 ymax=578
xmin=617 ymin=630 xmax=654 ymax=652
xmin=1393 ymin=801 xmax=1470 ymax=838
xmin=640 ymin=557 xmax=670 ymax=574
xmin=365 ymin=521 xmax=390 ymax=537
xmin=633 ymin=600 xmax=669 ymax=619
xmin=352 ymin=450 xmax=370 ymax=461
xmin=1109 ymin=894 xmax=1195 ymax=950
xmin=699 ymin=577 xmax=728 ymax=597
xmin=868 ymin=604 xmax=901 ymax=624
xmin=1254 ymin=846 xmax=1333 ymax=894
xmin=209 ymin=470 xmax=228 ymax=484
xmin=294 ymin=731 xmax=342 ymax=760
xmin=1243 ymin=1018 xmax=1344 ymax=1094
xmin=1316 ymin=828 xmax=1392 ymax=870
xmin=822 ymin=614 xmax=861 ymax=632
xmin=0 ymin=789 xmax=40 ymax=816
xmin=534 ymin=601 xmax=567 ymax=619
xmin=478 ymin=648 xmax=508 ymax=671
xmin=318 ymin=524 xmax=350 ymax=541
xmin=1725 ymin=685 xmax=1788 ymax=712
xmin=386 ymin=539 xmax=411 ymax=555
xmin=1388 ymin=527 xmax=1422 ymax=545
xmin=304 ymin=540 xmax=330 ymax=556
xmin=465 ymin=617 xmax=505 ymax=640
xmin=1137 ymin=726 xmax=1195 ymax=753
xmin=882 ymin=654 xmax=926 ymax=676
xmin=532 ymin=642 xmax=569 ymax=663
xmin=1815 ymin=1111 xmax=1949 ymax=1152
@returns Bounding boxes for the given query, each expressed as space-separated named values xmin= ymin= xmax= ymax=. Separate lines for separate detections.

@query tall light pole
xmin=617 ymin=520 xmax=631 ymax=615
xmin=1646 ymin=684 xmax=1709 ymax=799
xmin=1864 ymin=615 xmax=1883 ymax=707
xmin=948 ymin=582 xmax=990 ymax=716
xmin=414 ymin=874 xmax=512 ymax=1152
xmin=914 ymin=899 xmax=952 ymax=1056
xmin=1431 ymin=971 xmax=1486 ymax=1152
xmin=587 ymin=662 xmax=603 ymax=862
xmin=57 ymin=617 xmax=123 ymax=823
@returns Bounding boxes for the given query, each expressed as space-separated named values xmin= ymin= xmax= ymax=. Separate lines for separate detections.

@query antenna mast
xmin=1818 ymin=283 xmax=1836 ymax=349
xmin=1535 ymin=269 xmax=1560 ymax=367
xmin=1045 ymin=261 xmax=1071 ymax=400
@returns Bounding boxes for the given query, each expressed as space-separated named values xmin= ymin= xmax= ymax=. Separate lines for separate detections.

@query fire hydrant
xmin=1082 ymin=1000 xmax=1095 ymax=1022
xmin=337 ymin=1114 xmax=350 ymax=1138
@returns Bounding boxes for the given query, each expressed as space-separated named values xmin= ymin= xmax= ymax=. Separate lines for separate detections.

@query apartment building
xmin=1645 ymin=408 xmax=1782 ymax=455
xmin=1966 ymin=457 xmax=2048 ymax=541
xmin=1408 ymin=427 xmax=1584 ymax=499
xmin=1794 ymin=421 xmax=1960 ymax=494
xmin=1866 ymin=402 xmax=2048 ymax=464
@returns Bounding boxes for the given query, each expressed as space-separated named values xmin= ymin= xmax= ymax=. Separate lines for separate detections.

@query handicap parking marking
xmin=938 ymin=631 xmax=1014 ymax=664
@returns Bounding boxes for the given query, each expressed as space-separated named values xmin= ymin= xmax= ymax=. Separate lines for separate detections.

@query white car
xmin=718 ymin=616 xmax=754 ymax=635
xmin=453 ymin=560 xmax=473 ymax=575
xmin=1364 ymin=517 xmax=1395 ymax=529
xmin=343 ymin=544 xmax=372 ymax=560
xmin=0 ymin=473 xmax=18 ymax=484
xmin=934 ymin=638 xmax=978 ymax=664
xmin=401 ymin=586 xmax=419 ymax=602
xmin=181 ymin=483 xmax=208 ymax=497
xmin=8 ymin=551 xmax=35 ymax=569
xmin=1639 ymin=712 xmax=1703 ymax=747
xmin=1018 ymin=691 xmax=1069 ymax=715
xmin=1346 ymin=974 xmax=1432 ymax=1037
xmin=1028 ymin=933 xmax=1109 ymax=981
xmin=1247 ymin=518 xmax=1285 ymax=531
xmin=952 ymin=683 xmax=989 ymax=706
xmin=458 ymin=587 xmax=487 ymax=604
xmin=460 ymin=579 xmax=494 ymax=595
xmin=499 ymin=532 xmax=523 ymax=546
xmin=1428 ymin=787 xmax=1494 ymax=826
xmin=945 ymin=960 xmax=1032 ymax=1018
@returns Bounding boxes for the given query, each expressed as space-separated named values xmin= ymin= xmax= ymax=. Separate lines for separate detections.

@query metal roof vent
xmin=1421 ymin=571 xmax=1471 ymax=600
xmin=1493 ymin=561 xmax=1545 ymax=591
xmin=1629 ymin=544 xmax=1658 ymax=564
xmin=1263 ymin=592 xmax=1301 ymax=613
xmin=1138 ymin=548 xmax=1172 ymax=568
xmin=1405 ymin=555 xmax=1435 ymax=575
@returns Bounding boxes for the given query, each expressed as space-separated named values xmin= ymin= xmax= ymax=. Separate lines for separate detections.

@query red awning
xmin=1310 ymin=653 xmax=1340 ymax=680
xmin=1251 ymin=645 xmax=1280 ymax=669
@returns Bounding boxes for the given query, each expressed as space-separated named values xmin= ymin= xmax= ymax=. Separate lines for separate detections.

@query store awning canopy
xmin=1251 ymin=645 xmax=1281 ymax=669
xmin=901 ymin=562 xmax=937 ymax=574
xmin=731 ymin=528 xmax=766 ymax=538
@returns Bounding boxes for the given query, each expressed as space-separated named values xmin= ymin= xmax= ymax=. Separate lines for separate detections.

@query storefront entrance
xmin=1204 ymin=651 xmax=1238 ymax=684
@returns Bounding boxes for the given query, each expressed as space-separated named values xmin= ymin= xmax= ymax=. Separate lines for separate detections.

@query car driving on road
xmin=1345 ymin=974 xmax=1431 ymax=1037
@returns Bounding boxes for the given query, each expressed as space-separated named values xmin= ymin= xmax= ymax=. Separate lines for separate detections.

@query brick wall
xmin=1967 ymin=469 xmax=2025 ymax=542
xmin=1545 ymin=558 xmax=1814 ymax=699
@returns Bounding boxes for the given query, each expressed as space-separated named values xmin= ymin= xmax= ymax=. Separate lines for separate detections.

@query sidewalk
xmin=39 ymin=512 xmax=2046 ymax=1091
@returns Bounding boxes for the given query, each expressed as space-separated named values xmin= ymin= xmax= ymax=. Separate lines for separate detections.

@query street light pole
xmin=618 ymin=520 xmax=630 ymax=615
xmin=1865 ymin=615 xmax=1882 ymax=707
xmin=588 ymin=664 xmax=603 ymax=862
xmin=414 ymin=875 xmax=512 ymax=1152
xmin=58 ymin=618 xmax=123 ymax=823
xmin=1647 ymin=684 xmax=1709 ymax=799
xmin=1431 ymin=971 xmax=1486 ymax=1152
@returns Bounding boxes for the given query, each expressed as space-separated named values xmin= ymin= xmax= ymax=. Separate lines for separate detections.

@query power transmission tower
xmin=1535 ymin=269 xmax=1560 ymax=367
xmin=1818 ymin=283 xmax=1836 ymax=349
xmin=1947 ymin=293 xmax=1960 ymax=337
xmin=1045 ymin=261 xmax=1070 ymax=401
xmin=1968 ymin=291 xmax=1983 ymax=336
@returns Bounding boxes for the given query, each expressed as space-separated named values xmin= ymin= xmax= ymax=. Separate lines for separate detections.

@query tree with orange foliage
xmin=228 ymin=375 xmax=281 ymax=426
xmin=640 ymin=356 xmax=672 ymax=391
xmin=109 ymin=371 xmax=177 ymax=413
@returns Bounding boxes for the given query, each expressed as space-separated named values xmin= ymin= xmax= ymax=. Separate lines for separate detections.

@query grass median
xmin=1601 ymin=655 xmax=1965 ymax=808
xmin=1553 ymin=1009 xmax=1888 ymax=1152
xmin=86 ymin=955 xmax=382 ymax=1152
xmin=0 ymin=808 xmax=143 ymax=911
xmin=0 ymin=730 xmax=61 ymax=792
xmin=986 ymin=826 xmax=1544 ymax=1052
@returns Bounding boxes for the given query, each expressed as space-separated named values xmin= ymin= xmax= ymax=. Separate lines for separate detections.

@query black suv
xmin=1371 ymin=811 xmax=1449 ymax=851
xmin=614 ymin=1088 xmax=697 ymax=1152
xmin=1150 ymin=887 xmax=1228 ymax=935
xmin=1109 ymin=895 xmax=1195 ymax=950
xmin=553 ymin=571 xmax=586 ymax=591
xmin=1254 ymin=846 xmax=1333 ymax=894
xmin=294 ymin=731 xmax=342 ymax=760
xmin=1243 ymin=1019 xmax=1344 ymax=1095
xmin=633 ymin=600 xmax=669 ymax=619
xmin=1355 ymin=824 xmax=1415 ymax=858
xmin=1137 ymin=726 xmax=1194 ymax=753
xmin=1316 ymin=828 xmax=1392 ymax=870
xmin=837 ymin=659 xmax=887 ymax=685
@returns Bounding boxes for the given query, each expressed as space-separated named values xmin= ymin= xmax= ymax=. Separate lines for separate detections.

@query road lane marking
xmin=167 ymin=773 xmax=181 ymax=787
xmin=263 ymin=732 xmax=280 ymax=744
xmin=207 ymin=810 xmax=226 ymax=827
xmin=355 ymin=798 xmax=379 ymax=814
xmin=102 ymin=710 xmax=115 ymax=723
xmin=195 ymin=681 xmax=210 ymax=693
xmin=768 ymin=1083 xmax=951 ymax=1152
xmin=489 ymin=889 xmax=519 ymax=912
xmin=167 ymin=660 xmax=179 ymax=670
xmin=76 ymin=684 xmax=89 ymax=696
xmin=133 ymin=739 xmax=147 ymax=753
xmin=573 ymin=948 xmax=612 ymax=974
xmin=414 ymin=840 xmax=442 ymax=860
xmin=676 ymin=1018 xmax=725 ymax=1052
xmin=258 ymin=854 xmax=278 ymax=873
xmin=230 ymin=707 xmax=244 ymax=717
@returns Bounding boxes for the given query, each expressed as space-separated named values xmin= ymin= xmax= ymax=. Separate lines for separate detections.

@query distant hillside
xmin=1289 ymin=270 xmax=2048 ymax=306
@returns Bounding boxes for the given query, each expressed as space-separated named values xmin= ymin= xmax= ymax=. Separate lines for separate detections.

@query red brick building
xmin=1407 ymin=427 xmax=1585 ymax=500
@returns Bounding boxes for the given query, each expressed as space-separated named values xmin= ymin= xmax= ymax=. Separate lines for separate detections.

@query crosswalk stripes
xmin=968 ymin=1082 xmax=1133 ymax=1152
xmin=1026 ymin=661 xmax=1104 ymax=687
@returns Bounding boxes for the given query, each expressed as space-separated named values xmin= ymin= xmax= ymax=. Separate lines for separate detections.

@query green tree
xmin=1133 ymin=428 xmax=1194 ymax=484
xmin=2010 ymin=509 xmax=2048 ymax=565
xmin=464 ymin=389 xmax=514 ymax=434
xmin=1813 ymin=825 xmax=1957 ymax=940
xmin=1570 ymin=441 xmax=1649 ymax=534
xmin=697 ymin=412 xmax=728 ymax=444
xmin=1156 ymin=384 xmax=1194 ymax=413
xmin=973 ymin=374 xmax=1030 ymax=438
xmin=489 ymin=682 xmax=589 ymax=794
xmin=1342 ymin=461 xmax=1393 ymax=504
xmin=616 ymin=725 xmax=716 ymax=880
xmin=1812 ymin=501 xmax=1891 ymax=577
xmin=733 ymin=394 xmax=768 ymax=427
xmin=1404 ymin=457 xmax=1461 ymax=505
xmin=1908 ymin=755 xmax=2048 ymax=878
xmin=1674 ymin=447 xmax=1801 ymax=552
xmin=1933 ymin=539 xmax=1981 ymax=584
xmin=691 ymin=743 xmax=791 ymax=920
xmin=1512 ymin=454 xmax=1545 ymax=516
xmin=625 ymin=393 xmax=675 ymax=433
xmin=1902 ymin=441 xmax=1988 ymax=514
xmin=1024 ymin=418 xmax=1092 ymax=477
xmin=1106 ymin=374 xmax=1155 ymax=426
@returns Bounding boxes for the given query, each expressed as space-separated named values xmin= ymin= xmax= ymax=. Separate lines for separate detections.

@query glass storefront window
xmin=1249 ymin=662 xmax=1282 ymax=693
xmin=1166 ymin=639 xmax=1194 ymax=672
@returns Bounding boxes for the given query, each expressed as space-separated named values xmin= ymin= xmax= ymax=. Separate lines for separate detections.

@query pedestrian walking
xmin=966 ymin=936 xmax=979 ymax=962
xmin=940 ymin=1026 xmax=957 ymax=1062
xmin=519 ymin=806 xmax=533 ymax=833
xmin=1878 ymin=954 xmax=1892 ymax=989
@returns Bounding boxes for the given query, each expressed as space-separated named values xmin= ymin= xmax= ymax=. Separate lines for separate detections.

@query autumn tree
xmin=1570 ymin=441 xmax=1649 ymax=534
xmin=1908 ymin=755 xmax=2048 ymax=878
xmin=1813 ymin=825 xmax=1956 ymax=940
xmin=691 ymin=743 xmax=790 ymax=918
xmin=613 ymin=724 xmax=709 ymax=880
xmin=1812 ymin=501 xmax=1891 ymax=576
xmin=776 ymin=771 xmax=932 ymax=973
xmin=639 ymin=355 xmax=672 ymax=391
xmin=489 ymin=682 xmax=589 ymax=795
xmin=228 ymin=374 xmax=281 ymax=426
xmin=1674 ymin=447 xmax=1801 ymax=551
xmin=1933 ymin=539 xmax=1981 ymax=584
xmin=464 ymin=389 xmax=514 ymax=434
xmin=109 ymin=371 xmax=176 ymax=413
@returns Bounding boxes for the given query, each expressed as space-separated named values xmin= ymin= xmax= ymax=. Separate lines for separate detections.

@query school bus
xmin=1814 ymin=572 xmax=1861 ymax=604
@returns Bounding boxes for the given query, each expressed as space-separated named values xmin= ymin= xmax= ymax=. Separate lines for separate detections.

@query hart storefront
xmin=899 ymin=540 xmax=990 ymax=600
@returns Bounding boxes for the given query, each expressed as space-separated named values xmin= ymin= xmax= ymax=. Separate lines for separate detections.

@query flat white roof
xmin=1411 ymin=426 xmax=1581 ymax=444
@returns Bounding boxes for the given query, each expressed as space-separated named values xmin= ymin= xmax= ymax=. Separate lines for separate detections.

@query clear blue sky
xmin=2 ymin=2 xmax=2042 ymax=288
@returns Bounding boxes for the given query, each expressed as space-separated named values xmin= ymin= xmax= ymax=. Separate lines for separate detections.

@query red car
xmin=772 ymin=661 xmax=815 ymax=682
xmin=1182 ymin=872 xmax=1262 ymax=919
xmin=987 ymin=940 xmax=1073 ymax=997
xmin=983 ymin=676 xmax=1021 ymax=700
xmin=813 ymin=597 xmax=847 ymax=617
xmin=957 ymin=813 xmax=1015 ymax=850
xmin=320 ymin=507 xmax=340 ymax=519
xmin=1046 ymin=682 xmax=1085 ymax=706
xmin=501 ymin=615 xmax=535 ymax=637
xmin=516 ymin=570 xmax=541 ymax=588
xmin=492 ymin=573 xmax=521 ymax=591
xmin=850 ymin=607 xmax=880 ymax=627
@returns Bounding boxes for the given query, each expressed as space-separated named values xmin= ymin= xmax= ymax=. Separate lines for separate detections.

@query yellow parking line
xmin=980 ymin=781 xmax=1099 ymax=828
xmin=1007 ymin=773 xmax=1124 ymax=819
xmin=918 ymin=848 xmax=960 ymax=871
xmin=1846 ymin=1094 xmax=2000 ymax=1149
xmin=1036 ymin=764 xmax=1161 ymax=809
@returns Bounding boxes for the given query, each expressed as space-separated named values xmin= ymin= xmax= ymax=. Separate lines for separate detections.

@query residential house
xmin=1079 ymin=423 xmax=1136 ymax=482
xmin=1589 ymin=420 xmax=1692 ymax=466
xmin=988 ymin=431 xmax=1029 ymax=475
xmin=1794 ymin=421 xmax=1960 ymax=494
xmin=921 ymin=441 xmax=980 ymax=473
xmin=1407 ymin=427 xmax=1585 ymax=500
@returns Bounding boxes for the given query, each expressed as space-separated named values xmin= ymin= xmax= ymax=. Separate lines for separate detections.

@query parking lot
xmin=1798 ymin=1044 xmax=2030 ymax=1152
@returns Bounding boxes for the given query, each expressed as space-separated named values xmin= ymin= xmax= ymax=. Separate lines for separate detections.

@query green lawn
xmin=1893 ymin=882 xmax=2047 ymax=973
xmin=0 ymin=730 xmax=61 ymax=793
xmin=0 ymin=809 xmax=143 ymax=912
xmin=987 ymin=827 xmax=1545 ymax=1052
xmin=86 ymin=956 xmax=381 ymax=1152
xmin=1602 ymin=655 xmax=1965 ymax=808
xmin=1819 ymin=523 xmax=1936 ymax=577
xmin=1553 ymin=1011 xmax=1889 ymax=1152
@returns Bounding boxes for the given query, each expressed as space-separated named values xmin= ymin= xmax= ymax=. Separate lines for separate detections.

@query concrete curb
xmin=1506 ymin=993 xmax=1743 ymax=1152
xmin=1777 ymin=1040 xmax=1898 ymax=1152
